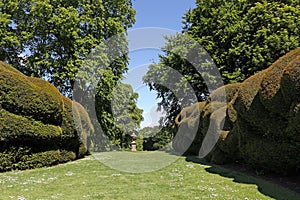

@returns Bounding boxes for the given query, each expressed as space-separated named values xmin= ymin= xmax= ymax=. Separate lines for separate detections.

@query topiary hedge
xmin=0 ymin=62 xmax=93 ymax=172
xmin=0 ymin=109 xmax=62 ymax=149
xmin=174 ymin=48 xmax=300 ymax=175
xmin=0 ymin=62 xmax=64 ymax=126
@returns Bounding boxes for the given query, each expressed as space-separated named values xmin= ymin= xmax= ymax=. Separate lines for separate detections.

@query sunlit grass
xmin=93 ymin=151 xmax=179 ymax=173
xmin=0 ymin=152 xmax=299 ymax=199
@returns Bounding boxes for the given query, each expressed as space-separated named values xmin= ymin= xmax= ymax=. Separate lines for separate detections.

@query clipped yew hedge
xmin=0 ymin=62 xmax=64 ymax=126
xmin=0 ymin=109 xmax=61 ymax=148
xmin=0 ymin=62 xmax=93 ymax=172
xmin=61 ymin=96 xmax=93 ymax=158
xmin=174 ymin=48 xmax=300 ymax=175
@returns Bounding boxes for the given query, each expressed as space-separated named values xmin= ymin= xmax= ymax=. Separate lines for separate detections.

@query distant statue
xmin=130 ymin=133 xmax=137 ymax=152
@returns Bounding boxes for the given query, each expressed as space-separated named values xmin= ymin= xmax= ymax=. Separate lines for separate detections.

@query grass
xmin=0 ymin=151 xmax=299 ymax=200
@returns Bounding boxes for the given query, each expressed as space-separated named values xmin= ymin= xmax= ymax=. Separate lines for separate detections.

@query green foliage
xmin=184 ymin=0 xmax=299 ymax=83
xmin=143 ymin=34 xmax=215 ymax=126
xmin=0 ymin=147 xmax=67 ymax=172
xmin=140 ymin=126 xmax=174 ymax=151
xmin=112 ymin=83 xmax=144 ymax=135
xmin=58 ymin=150 xmax=77 ymax=163
xmin=174 ymin=49 xmax=300 ymax=174
xmin=0 ymin=1 xmax=21 ymax=67
xmin=61 ymin=96 xmax=93 ymax=155
xmin=144 ymin=0 xmax=299 ymax=127
xmin=0 ymin=0 xmax=136 ymax=95
xmin=17 ymin=150 xmax=61 ymax=170
xmin=281 ymin=54 xmax=300 ymax=104
xmin=0 ymin=109 xmax=62 ymax=148
xmin=238 ymin=124 xmax=300 ymax=175
xmin=61 ymin=96 xmax=84 ymax=157
xmin=95 ymin=82 xmax=143 ymax=149
xmin=0 ymin=62 xmax=64 ymax=126
xmin=0 ymin=62 xmax=93 ymax=172
xmin=135 ymin=136 xmax=144 ymax=151
xmin=139 ymin=126 xmax=161 ymax=138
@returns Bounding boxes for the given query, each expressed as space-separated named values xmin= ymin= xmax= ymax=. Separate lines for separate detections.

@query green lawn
xmin=0 ymin=151 xmax=299 ymax=200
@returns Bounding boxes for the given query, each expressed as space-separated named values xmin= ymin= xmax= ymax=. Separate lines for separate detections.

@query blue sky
xmin=131 ymin=0 xmax=195 ymax=30
xmin=122 ymin=0 xmax=196 ymax=128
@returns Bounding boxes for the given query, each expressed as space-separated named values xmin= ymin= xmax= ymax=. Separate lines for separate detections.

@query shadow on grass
xmin=185 ymin=156 xmax=300 ymax=200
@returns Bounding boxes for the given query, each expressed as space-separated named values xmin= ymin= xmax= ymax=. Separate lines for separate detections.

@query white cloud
xmin=140 ymin=105 xmax=165 ymax=128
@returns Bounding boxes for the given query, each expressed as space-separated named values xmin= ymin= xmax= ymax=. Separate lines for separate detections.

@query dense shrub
xmin=260 ymin=49 xmax=300 ymax=114
xmin=60 ymin=96 xmax=93 ymax=158
xmin=0 ymin=62 xmax=63 ymax=126
xmin=174 ymin=48 xmax=300 ymax=175
xmin=135 ymin=136 xmax=144 ymax=151
xmin=0 ymin=147 xmax=67 ymax=171
xmin=0 ymin=109 xmax=62 ymax=147
xmin=0 ymin=62 xmax=93 ymax=172
xmin=142 ymin=127 xmax=174 ymax=151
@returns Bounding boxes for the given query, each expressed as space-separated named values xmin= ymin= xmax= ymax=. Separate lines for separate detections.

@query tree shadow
xmin=185 ymin=156 xmax=300 ymax=200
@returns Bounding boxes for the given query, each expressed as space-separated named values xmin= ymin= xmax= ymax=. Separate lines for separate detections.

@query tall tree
xmin=0 ymin=0 xmax=135 ymax=95
xmin=184 ymin=0 xmax=300 ymax=83
xmin=112 ymin=83 xmax=144 ymax=148
xmin=96 ymin=81 xmax=143 ymax=149
xmin=0 ymin=0 xmax=22 ymax=67
xmin=143 ymin=34 xmax=215 ymax=126
xmin=143 ymin=0 xmax=300 ymax=126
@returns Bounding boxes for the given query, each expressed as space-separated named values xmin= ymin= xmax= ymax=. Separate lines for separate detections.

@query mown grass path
xmin=0 ymin=151 xmax=299 ymax=199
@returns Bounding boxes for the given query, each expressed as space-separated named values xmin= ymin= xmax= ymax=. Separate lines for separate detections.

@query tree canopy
xmin=0 ymin=0 xmax=135 ymax=95
xmin=143 ymin=0 xmax=300 ymax=126
xmin=96 ymin=81 xmax=143 ymax=149
xmin=184 ymin=0 xmax=299 ymax=83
